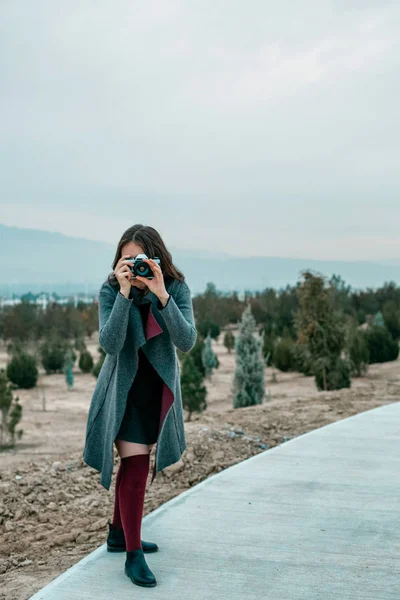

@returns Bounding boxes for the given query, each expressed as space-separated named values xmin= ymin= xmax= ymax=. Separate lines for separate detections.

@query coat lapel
xmin=145 ymin=302 xmax=164 ymax=340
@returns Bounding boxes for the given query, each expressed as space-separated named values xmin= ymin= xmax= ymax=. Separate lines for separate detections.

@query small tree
xmin=40 ymin=334 xmax=76 ymax=374
xmin=273 ymin=338 xmax=297 ymax=372
xmin=314 ymin=356 xmax=351 ymax=391
xmin=64 ymin=348 xmax=74 ymax=390
xmin=198 ymin=321 xmax=221 ymax=340
xmin=346 ymin=327 xmax=369 ymax=376
xmin=223 ymin=330 xmax=235 ymax=354
xmin=79 ymin=350 xmax=94 ymax=373
xmin=382 ymin=301 xmax=400 ymax=341
xmin=292 ymin=343 xmax=313 ymax=376
xmin=0 ymin=369 xmax=23 ymax=447
xmin=374 ymin=311 xmax=385 ymax=327
xmin=201 ymin=332 xmax=218 ymax=380
xmin=294 ymin=271 xmax=351 ymax=391
xmin=6 ymin=351 xmax=38 ymax=389
xmin=262 ymin=331 xmax=276 ymax=366
xmin=232 ymin=303 xmax=265 ymax=408
xmin=180 ymin=354 xmax=207 ymax=421
xmin=365 ymin=326 xmax=399 ymax=363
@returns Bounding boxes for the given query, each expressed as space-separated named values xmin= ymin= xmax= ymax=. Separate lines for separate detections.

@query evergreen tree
xmin=294 ymin=271 xmax=351 ymax=391
xmin=232 ymin=303 xmax=265 ymax=408
xmin=79 ymin=350 xmax=94 ymax=373
xmin=223 ymin=330 xmax=235 ymax=353
xmin=292 ymin=343 xmax=313 ymax=376
xmin=273 ymin=337 xmax=297 ymax=372
xmin=198 ymin=320 xmax=221 ymax=340
xmin=346 ymin=326 xmax=369 ymax=376
xmin=180 ymin=354 xmax=207 ymax=421
xmin=0 ymin=369 xmax=23 ymax=447
xmin=262 ymin=331 xmax=276 ymax=366
xmin=63 ymin=348 xmax=74 ymax=390
xmin=365 ymin=326 xmax=399 ymax=363
xmin=382 ymin=300 xmax=400 ymax=340
xmin=178 ymin=336 xmax=206 ymax=376
xmin=201 ymin=332 xmax=218 ymax=380
xmin=40 ymin=333 xmax=76 ymax=374
xmin=6 ymin=351 xmax=38 ymax=389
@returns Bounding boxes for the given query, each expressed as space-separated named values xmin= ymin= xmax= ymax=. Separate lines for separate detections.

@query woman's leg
xmin=113 ymin=440 xmax=152 ymax=551
xmin=112 ymin=441 xmax=156 ymax=530
xmin=115 ymin=439 xmax=149 ymax=459
xmin=112 ymin=460 xmax=123 ymax=528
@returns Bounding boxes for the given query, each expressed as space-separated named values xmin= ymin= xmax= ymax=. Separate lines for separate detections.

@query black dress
xmin=115 ymin=294 xmax=164 ymax=445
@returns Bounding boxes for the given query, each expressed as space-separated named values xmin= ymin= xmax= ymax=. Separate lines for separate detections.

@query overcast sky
xmin=1 ymin=1 xmax=399 ymax=260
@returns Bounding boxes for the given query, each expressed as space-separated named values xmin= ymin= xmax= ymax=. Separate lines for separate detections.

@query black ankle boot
xmin=106 ymin=519 xmax=159 ymax=553
xmin=124 ymin=548 xmax=157 ymax=587
xmin=107 ymin=520 xmax=126 ymax=552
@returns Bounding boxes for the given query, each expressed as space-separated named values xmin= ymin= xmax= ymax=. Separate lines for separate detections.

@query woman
xmin=82 ymin=224 xmax=197 ymax=588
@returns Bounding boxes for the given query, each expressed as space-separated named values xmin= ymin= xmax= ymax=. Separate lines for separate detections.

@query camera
xmin=128 ymin=253 xmax=161 ymax=279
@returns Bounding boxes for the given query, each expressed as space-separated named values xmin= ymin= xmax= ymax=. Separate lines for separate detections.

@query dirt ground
xmin=0 ymin=334 xmax=399 ymax=600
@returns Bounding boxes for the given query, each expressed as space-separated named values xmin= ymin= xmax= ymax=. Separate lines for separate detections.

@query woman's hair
xmin=105 ymin=224 xmax=185 ymax=288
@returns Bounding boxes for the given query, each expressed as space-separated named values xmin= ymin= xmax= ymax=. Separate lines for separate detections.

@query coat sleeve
xmin=98 ymin=285 xmax=133 ymax=355
xmin=156 ymin=280 xmax=197 ymax=352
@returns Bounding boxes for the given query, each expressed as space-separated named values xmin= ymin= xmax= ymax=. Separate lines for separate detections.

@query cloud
xmin=0 ymin=0 xmax=399 ymax=260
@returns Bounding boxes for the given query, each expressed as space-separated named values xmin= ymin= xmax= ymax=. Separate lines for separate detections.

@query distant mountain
xmin=0 ymin=224 xmax=399 ymax=297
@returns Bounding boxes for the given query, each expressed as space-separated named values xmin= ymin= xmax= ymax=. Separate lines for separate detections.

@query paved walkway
xmin=30 ymin=402 xmax=400 ymax=599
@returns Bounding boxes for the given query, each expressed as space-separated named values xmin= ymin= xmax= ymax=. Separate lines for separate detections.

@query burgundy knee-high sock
xmin=119 ymin=453 xmax=150 ymax=552
xmin=112 ymin=460 xmax=123 ymax=529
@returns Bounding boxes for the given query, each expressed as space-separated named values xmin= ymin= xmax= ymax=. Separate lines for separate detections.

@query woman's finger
xmin=149 ymin=258 xmax=161 ymax=271
xmin=115 ymin=266 xmax=130 ymax=276
xmin=116 ymin=254 xmax=132 ymax=267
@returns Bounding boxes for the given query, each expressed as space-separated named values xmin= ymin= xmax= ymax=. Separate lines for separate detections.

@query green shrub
xmin=223 ymin=330 xmax=235 ymax=353
xmin=292 ymin=343 xmax=314 ymax=376
xmin=180 ymin=337 xmax=206 ymax=377
xmin=365 ymin=326 xmax=399 ymax=364
xmin=6 ymin=352 xmax=38 ymax=389
xmin=262 ymin=333 xmax=275 ymax=366
xmin=347 ymin=328 xmax=369 ymax=376
xmin=79 ymin=350 xmax=94 ymax=373
xmin=314 ymin=357 xmax=351 ymax=391
xmin=382 ymin=301 xmax=400 ymax=341
xmin=40 ymin=337 xmax=76 ymax=374
xmin=197 ymin=320 xmax=221 ymax=340
xmin=201 ymin=333 xmax=218 ymax=379
xmin=180 ymin=354 xmax=207 ymax=421
xmin=273 ymin=338 xmax=296 ymax=372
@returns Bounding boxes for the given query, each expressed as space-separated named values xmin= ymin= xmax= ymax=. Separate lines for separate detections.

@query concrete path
xmin=30 ymin=402 xmax=400 ymax=599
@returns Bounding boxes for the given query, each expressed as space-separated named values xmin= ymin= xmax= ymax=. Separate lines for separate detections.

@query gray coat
xmin=82 ymin=277 xmax=197 ymax=490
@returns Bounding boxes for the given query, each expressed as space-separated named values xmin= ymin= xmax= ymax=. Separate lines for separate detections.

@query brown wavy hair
xmin=105 ymin=224 xmax=185 ymax=289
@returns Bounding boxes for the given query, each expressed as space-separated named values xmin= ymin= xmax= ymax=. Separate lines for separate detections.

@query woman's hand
xmin=114 ymin=254 xmax=135 ymax=297
xmin=134 ymin=258 xmax=170 ymax=304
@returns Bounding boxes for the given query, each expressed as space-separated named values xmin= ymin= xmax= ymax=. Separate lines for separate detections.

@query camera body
xmin=128 ymin=253 xmax=160 ymax=279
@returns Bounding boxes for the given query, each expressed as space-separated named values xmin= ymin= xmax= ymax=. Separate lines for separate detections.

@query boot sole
xmin=107 ymin=544 xmax=158 ymax=553
xmin=124 ymin=565 xmax=157 ymax=587
xmin=107 ymin=544 xmax=125 ymax=552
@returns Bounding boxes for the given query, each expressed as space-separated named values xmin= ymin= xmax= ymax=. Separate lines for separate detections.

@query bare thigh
xmin=115 ymin=439 xmax=156 ymax=458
